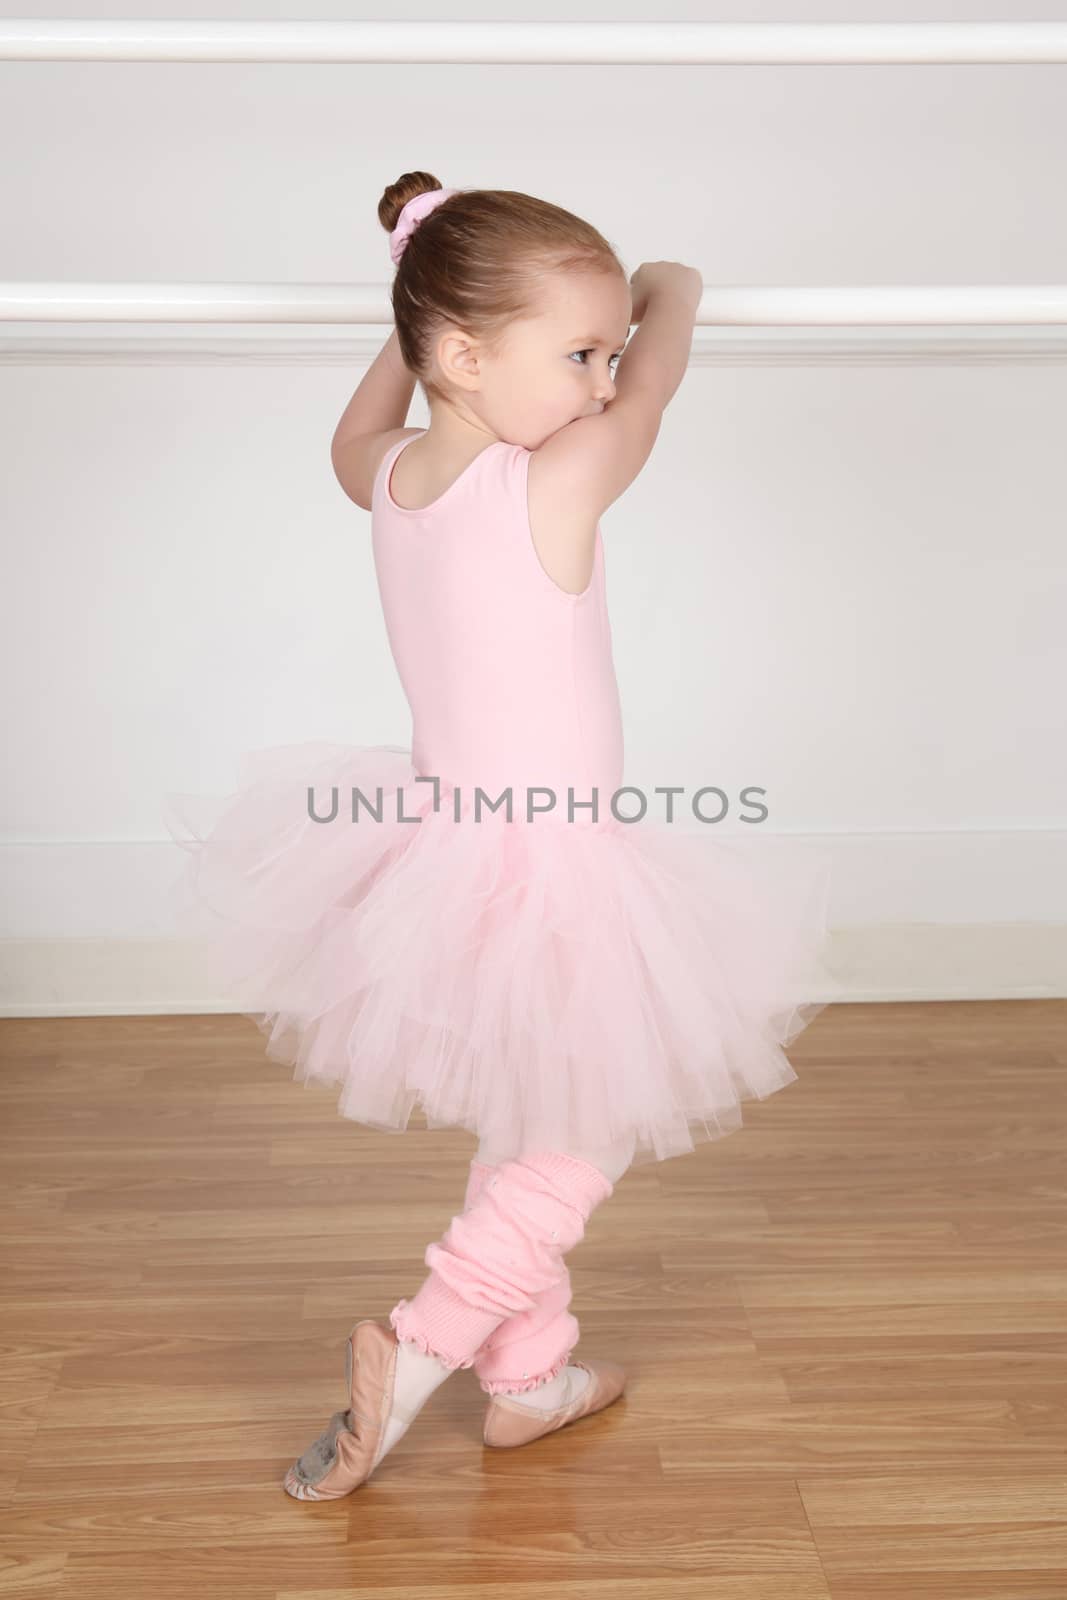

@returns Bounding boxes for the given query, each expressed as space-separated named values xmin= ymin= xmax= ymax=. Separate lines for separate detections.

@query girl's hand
xmin=629 ymin=262 xmax=703 ymax=326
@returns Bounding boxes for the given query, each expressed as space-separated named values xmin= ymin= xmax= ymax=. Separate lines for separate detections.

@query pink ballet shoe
xmin=283 ymin=1319 xmax=406 ymax=1500
xmin=482 ymin=1358 xmax=626 ymax=1449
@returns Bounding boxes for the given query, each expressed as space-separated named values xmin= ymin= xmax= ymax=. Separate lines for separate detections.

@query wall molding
xmin=5 ymin=19 xmax=1067 ymax=66
xmin=4 ymin=328 xmax=1067 ymax=367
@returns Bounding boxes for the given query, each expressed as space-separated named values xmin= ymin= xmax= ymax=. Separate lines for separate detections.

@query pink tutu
xmin=164 ymin=741 xmax=835 ymax=1168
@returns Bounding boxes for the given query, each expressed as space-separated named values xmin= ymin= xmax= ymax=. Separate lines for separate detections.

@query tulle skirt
xmin=163 ymin=741 xmax=836 ymax=1169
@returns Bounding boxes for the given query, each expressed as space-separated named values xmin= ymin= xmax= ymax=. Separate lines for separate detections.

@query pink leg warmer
xmin=463 ymin=1160 xmax=579 ymax=1394
xmin=388 ymin=1151 xmax=614 ymax=1388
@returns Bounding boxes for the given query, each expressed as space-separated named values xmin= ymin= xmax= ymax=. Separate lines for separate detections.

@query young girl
xmin=165 ymin=173 xmax=833 ymax=1501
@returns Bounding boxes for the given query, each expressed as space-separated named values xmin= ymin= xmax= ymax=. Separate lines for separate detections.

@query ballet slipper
xmin=482 ymin=1357 xmax=626 ymax=1449
xmin=283 ymin=1320 xmax=412 ymax=1500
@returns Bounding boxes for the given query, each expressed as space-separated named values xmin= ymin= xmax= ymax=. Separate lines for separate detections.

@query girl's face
xmin=434 ymin=268 xmax=633 ymax=449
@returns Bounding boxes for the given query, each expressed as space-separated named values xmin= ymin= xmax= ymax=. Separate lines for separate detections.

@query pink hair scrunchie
xmin=389 ymin=187 xmax=459 ymax=266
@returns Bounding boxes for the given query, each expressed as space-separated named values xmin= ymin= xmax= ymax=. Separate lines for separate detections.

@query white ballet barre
xmin=2 ymin=283 xmax=1067 ymax=327
xmin=3 ymin=19 xmax=1067 ymax=64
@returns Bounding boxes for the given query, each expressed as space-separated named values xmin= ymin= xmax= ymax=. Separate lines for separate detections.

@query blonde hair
xmin=378 ymin=172 xmax=626 ymax=402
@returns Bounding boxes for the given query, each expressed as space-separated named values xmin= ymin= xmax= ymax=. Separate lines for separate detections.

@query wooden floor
xmin=1 ymin=1000 xmax=1065 ymax=1598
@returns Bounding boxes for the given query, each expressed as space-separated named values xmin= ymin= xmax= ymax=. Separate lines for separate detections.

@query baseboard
xmin=0 ymin=925 xmax=1064 ymax=1016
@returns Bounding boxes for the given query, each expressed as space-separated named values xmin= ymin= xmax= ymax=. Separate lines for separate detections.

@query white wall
xmin=2 ymin=0 xmax=1066 ymax=1011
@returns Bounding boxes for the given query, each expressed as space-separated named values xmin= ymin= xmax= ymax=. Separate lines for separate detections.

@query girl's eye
xmin=571 ymin=350 xmax=622 ymax=367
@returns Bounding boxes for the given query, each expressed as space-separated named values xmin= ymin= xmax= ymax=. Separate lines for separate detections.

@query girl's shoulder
xmin=529 ymin=393 xmax=662 ymax=527
xmin=332 ymin=427 xmax=423 ymax=513
xmin=526 ymin=396 xmax=662 ymax=595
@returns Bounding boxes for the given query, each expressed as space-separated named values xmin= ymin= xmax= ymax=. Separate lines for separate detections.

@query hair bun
xmin=388 ymin=187 xmax=459 ymax=266
xmin=378 ymin=172 xmax=444 ymax=236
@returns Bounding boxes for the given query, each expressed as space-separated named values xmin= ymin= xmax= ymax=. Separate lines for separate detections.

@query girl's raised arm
xmin=533 ymin=263 xmax=703 ymax=520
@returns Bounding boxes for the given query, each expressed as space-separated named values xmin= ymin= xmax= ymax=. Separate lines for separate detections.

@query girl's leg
xmin=464 ymin=1134 xmax=635 ymax=1403
xmin=462 ymin=1158 xmax=576 ymax=1398
xmin=287 ymin=1139 xmax=631 ymax=1494
xmin=364 ymin=1141 xmax=629 ymax=1472
xmin=389 ymin=1147 xmax=619 ymax=1364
